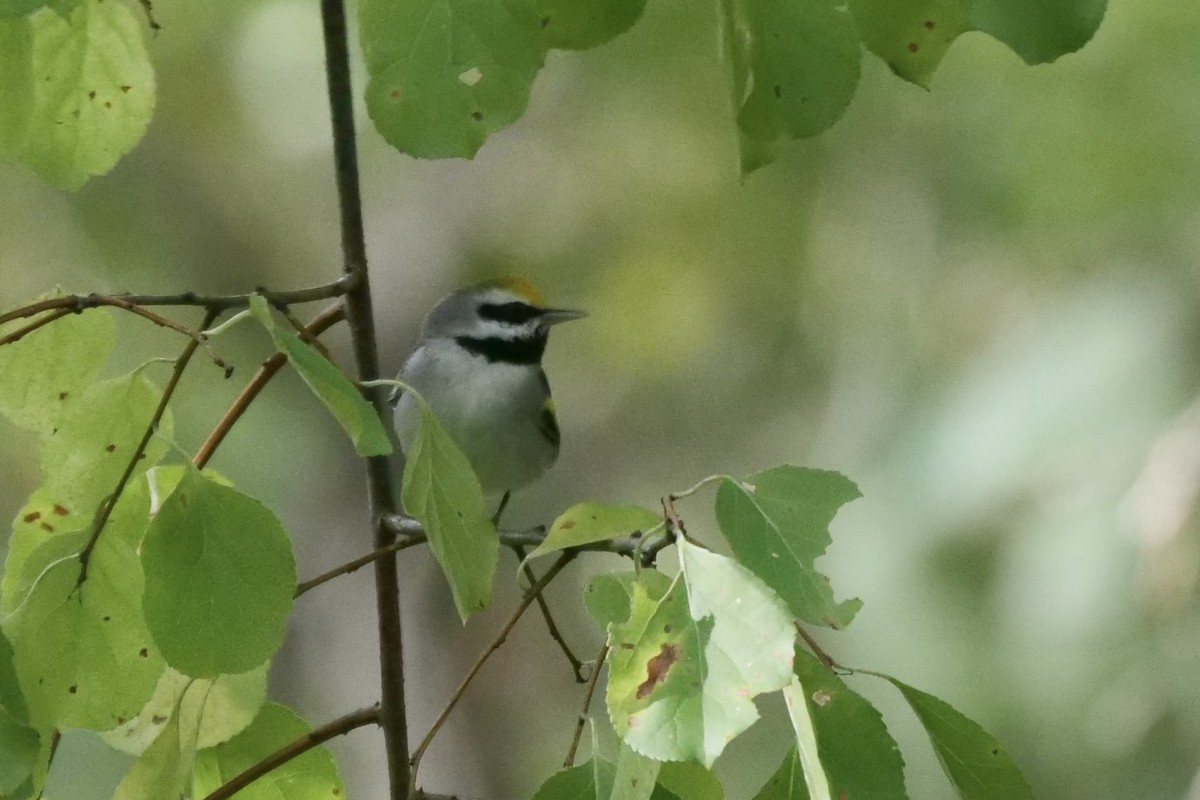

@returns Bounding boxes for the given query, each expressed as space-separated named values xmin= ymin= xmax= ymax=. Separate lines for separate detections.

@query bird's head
xmin=422 ymin=277 xmax=586 ymax=346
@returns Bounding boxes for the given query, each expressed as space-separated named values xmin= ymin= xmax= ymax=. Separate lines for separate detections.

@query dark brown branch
xmin=0 ymin=308 xmax=72 ymax=347
xmin=511 ymin=543 xmax=586 ymax=682
xmin=408 ymin=552 xmax=576 ymax=796
xmin=317 ymin=1 xmax=411 ymax=797
xmin=78 ymin=309 xmax=219 ymax=585
xmin=193 ymin=304 xmax=344 ymax=469
xmin=201 ymin=706 xmax=380 ymax=800
xmin=564 ymin=643 xmax=609 ymax=768
xmin=0 ymin=279 xmax=356 ymax=328
xmin=796 ymin=623 xmax=841 ymax=672
xmin=295 ymin=535 xmax=425 ymax=598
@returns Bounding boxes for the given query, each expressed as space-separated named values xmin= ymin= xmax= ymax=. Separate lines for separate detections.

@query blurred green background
xmin=3 ymin=0 xmax=1200 ymax=798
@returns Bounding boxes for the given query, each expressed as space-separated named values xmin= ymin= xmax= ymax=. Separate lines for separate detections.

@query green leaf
xmin=781 ymin=650 xmax=908 ymax=799
xmin=0 ymin=630 xmax=28 ymax=724
xmin=605 ymin=542 xmax=794 ymax=766
xmin=0 ymin=0 xmax=155 ymax=189
xmin=848 ymin=0 xmax=1105 ymax=88
xmin=532 ymin=758 xmax=615 ymax=800
xmin=101 ymin=663 xmax=268 ymax=755
xmin=529 ymin=502 xmax=661 ymax=559
xmin=111 ymin=711 xmax=190 ymax=800
xmin=400 ymin=394 xmax=497 ymax=620
xmin=248 ymin=294 xmax=392 ymax=457
xmin=610 ymin=743 xmax=661 ymax=800
xmin=657 ymin=762 xmax=723 ymax=800
xmin=532 ymin=0 xmax=648 ymax=50
xmin=753 ymin=750 xmax=805 ymax=800
xmin=0 ymin=0 xmax=46 ymax=19
xmin=884 ymin=676 xmax=1035 ymax=800
xmin=360 ymin=0 xmax=545 ymax=158
xmin=730 ymin=0 xmax=861 ymax=175
xmin=141 ymin=469 xmax=296 ymax=678
xmin=0 ymin=705 xmax=39 ymax=795
xmin=191 ymin=703 xmax=346 ymax=800
xmin=0 ymin=301 xmax=113 ymax=435
xmin=781 ymin=675 xmax=833 ymax=800
xmin=584 ymin=571 xmax=641 ymax=629
xmin=39 ymin=371 xmax=173 ymax=515
xmin=1 ymin=538 xmax=164 ymax=731
xmin=714 ymin=466 xmax=862 ymax=629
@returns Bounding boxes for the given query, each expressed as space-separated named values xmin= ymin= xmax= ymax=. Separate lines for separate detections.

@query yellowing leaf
xmin=529 ymin=502 xmax=660 ymax=559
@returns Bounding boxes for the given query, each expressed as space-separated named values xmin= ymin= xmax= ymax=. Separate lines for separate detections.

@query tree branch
xmin=193 ymin=304 xmax=344 ymax=469
xmin=200 ymin=706 xmax=380 ymax=800
xmin=0 ymin=278 xmax=357 ymax=327
xmin=317 ymin=1 xmax=411 ymax=798
xmin=0 ymin=308 xmax=72 ymax=347
xmin=295 ymin=535 xmax=425 ymax=598
xmin=510 ymin=543 xmax=586 ymax=682
xmin=564 ymin=642 xmax=608 ymax=768
xmin=408 ymin=552 xmax=576 ymax=796
xmin=77 ymin=309 xmax=218 ymax=585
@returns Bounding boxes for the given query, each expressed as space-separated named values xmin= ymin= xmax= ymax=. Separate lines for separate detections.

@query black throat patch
xmin=455 ymin=333 xmax=547 ymax=365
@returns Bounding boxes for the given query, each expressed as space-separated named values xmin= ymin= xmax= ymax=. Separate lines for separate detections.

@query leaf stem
xmin=317 ymin=0 xmax=412 ymax=797
xmin=408 ymin=552 xmax=576 ymax=796
xmin=77 ymin=309 xmax=218 ymax=586
xmin=200 ymin=706 xmax=381 ymax=800
xmin=564 ymin=642 xmax=609 ymax=768
xmin=795 ymin=623 xmax=842 ymax=672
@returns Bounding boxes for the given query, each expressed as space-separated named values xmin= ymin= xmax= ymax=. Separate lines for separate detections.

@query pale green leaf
xmin=1 ymin=537 xmax=164 ymax=731
xmin=532 ymin=0 xmax=647 ymax=50
xmin=401 ymin=395 xmax=497 ymax=620
xmin=584 ymin=571 xmax=640 ymax=630
xmin=532 ymin=758 xmax=615 ymax=800
xmin=248 ymin=294 xmax=391 ymax=457
xmin=0 ymin=629 xmax=28 ymax=723
xmin=0 ymin=0 xmax=154 ymax=188
xmin=610 ymin=743 xmax=660 ymax=800
xmin=141 ymin=469 xmax=296 ymax=678
xmin=0 ymin=301 xmax=113 ymax=434
xmin=730 ymin=0 xmax=861 ymax=174
xmin=605 ymin=543 xmax=794 ymax=766
xmin=360 ymin=0 xmax=545 ymax=158
xmin=0 ymin=705 xmax=39 ymax=795
xmin=715 ymin=466 xmax=862 ymax=629
xmin=529 ymin=502 xmax=660 ymax=559
xmin=885 ymin=676 xmax=1035 ymax=800
xmin=191 ymin=703 xmax=346 ymax=800
xmin=781 ymin=676 xmax=832 ymax=800
xmin=111 ymin=712 xmax=190 ymax=800
xmin=39 ymin=371 xmax=173 ymax=514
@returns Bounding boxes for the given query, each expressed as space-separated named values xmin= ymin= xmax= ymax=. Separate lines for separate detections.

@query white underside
xmin=393 ymin=338 xmax=556 ymax=496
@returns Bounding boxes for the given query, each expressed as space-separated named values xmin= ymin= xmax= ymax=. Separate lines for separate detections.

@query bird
xmin=391 ymin=277 xmax=585 ymax=507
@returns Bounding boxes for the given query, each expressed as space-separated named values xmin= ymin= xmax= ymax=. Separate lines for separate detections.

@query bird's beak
xmin=539 ymin=308 xmax=587 ymax=326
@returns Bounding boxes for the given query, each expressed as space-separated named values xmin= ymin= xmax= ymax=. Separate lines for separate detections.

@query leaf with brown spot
xmin=636 ymin=643 xmax=680 ymax=699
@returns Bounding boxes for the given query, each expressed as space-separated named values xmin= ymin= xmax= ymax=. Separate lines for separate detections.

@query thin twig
xmin=0 ymin=278 xmax=357 ymax=327
xmin=564 ymin=643 xmax=609 ymax=768
xmin=0 ymin=308 xmax=72 ymax=347
xmin=77 ymin=309 xmax=218 ymax=585
xmin=511 ymin=543 xmax=586 ymax=682
xmin=193 ymin=304 xmax=344 ymax=469
xmin=317 ymin=0 xmax=411 ymax=797
xmin=795 ymin=623 xmax=842 ymax=672
xmin=408 ymin=552 xmax=576 ymax=796
xmin=201 ymin=706 xmax=380 ymax=800
xmin=295 ymin=536 xmax=426 ymax=598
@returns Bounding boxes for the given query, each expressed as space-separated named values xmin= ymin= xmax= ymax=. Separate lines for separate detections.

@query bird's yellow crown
xmin=470 ymin=276 xmax=546 ymax=307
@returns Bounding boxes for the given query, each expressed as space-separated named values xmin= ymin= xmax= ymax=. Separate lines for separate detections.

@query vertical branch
xmin=318 ymin=2 xmax=411 ymax=798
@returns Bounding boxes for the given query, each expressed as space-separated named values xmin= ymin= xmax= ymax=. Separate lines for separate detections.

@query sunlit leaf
xmin=715 ymin=466 xmax=862 ymax=629
xmin=141 ymin=469 xmax=296 ymax=678
xmin=111 ymin=711 xmax=190 ymax=800
xmin=728 ymin=0 xmax=861 ymax=175
xmin=360 ymin=0 xmax=545 ymax=159
xmin=39 ymin=371 xmax=172 ymax=515
xmin=0 ymin=300 xmax=113 ymax=434
xmin=781 ymin=675 xmax=833 ymax=800
xmin=1 ymin=537 xmax=164 ymax=732
xmin=248 ymin=294 xmax=392 ymax=457
xmin=531 ymin=758 xmax=615 ymax=800
xmin=400 ymin=394 xmax=497 ymax=621
xmin=884 ymin=676 xmax=1035 ymax=800
xmin=191 ymin=703 xmax=346 ymax=800
xmin=529 ymin=502 xmax=661 ymax=559
xmin=0 ymin=0 xmax=155 ymax=188
xmin=605 ymin=542 xmax=794 ymax=766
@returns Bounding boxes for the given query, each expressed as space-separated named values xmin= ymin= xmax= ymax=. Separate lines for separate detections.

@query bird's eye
xmin=478 ymin=302 xmax=542 ymax=324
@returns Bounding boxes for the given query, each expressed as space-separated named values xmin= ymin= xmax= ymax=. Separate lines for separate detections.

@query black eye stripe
xmin=478 ymin=301 xmax=542 ymax=324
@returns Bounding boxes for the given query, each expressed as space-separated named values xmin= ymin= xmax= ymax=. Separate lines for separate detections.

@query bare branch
xmin=510 ymin=543 xmax=586 ymax=682
xmin=200 ymin=706 xmax=380 ymax=800
xmin=295 ymin=536 xmax=425 ymax=598
xmin=564 ymin=643 xmax=609 ymax=768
